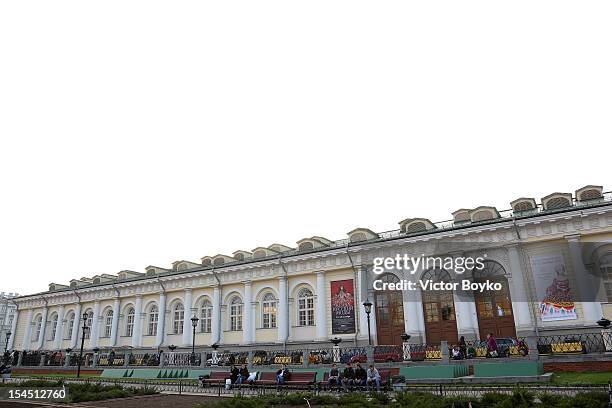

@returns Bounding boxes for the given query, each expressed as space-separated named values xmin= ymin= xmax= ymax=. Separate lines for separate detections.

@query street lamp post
xmin=363 ymin=301 xmax=373 ymax=346
xmin=190 ymin=316 xmax=199 ymax=366
xmin=77 ymin=312 xmax=89 ymax=378
xmin=4 ymin=331 xmax=11 ymax=354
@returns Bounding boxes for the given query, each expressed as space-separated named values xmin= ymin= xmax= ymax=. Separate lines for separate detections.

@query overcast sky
xmin=1 ymin=1 xmax=610 ymax=295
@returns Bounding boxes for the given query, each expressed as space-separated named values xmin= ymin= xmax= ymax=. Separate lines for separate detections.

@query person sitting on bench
xmin=236 ymin=364 xmax=250 ymax=384
xmin=328 ymin=363 xmax=340 ymax=390
xmin=354 ymin=362 xmax=366 ymax=388
xmin=229 ymin=364 xmax=240 ymax=384
xmin=341 ymin=362 xmax=355 ymax=392
xmin=276 ymin=364 xmax=290 ymax=385
xmin=366 ymin=364 xmax=381 ymax=392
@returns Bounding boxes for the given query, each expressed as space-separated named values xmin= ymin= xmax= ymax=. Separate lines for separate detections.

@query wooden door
xmin=421 ymin=269 xmax=459 ymax=345
xmin=374 ymin=274 xmax=405 ymax=345
xmin=474 ymin=261 xmax=516 ymax=340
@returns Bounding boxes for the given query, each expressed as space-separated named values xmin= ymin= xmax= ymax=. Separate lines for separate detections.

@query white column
xmin=242 ymin=281 xmax=253 ymax=344
xmin=182 ymin=289 xmax=193 ymax=347
xmin=211 ymin=286 xmax=221 ymax=345
xmin=277 ymin=276 xmax=288 ymax=343
xmin=8 ymin=309 xmax=19 ymax=350
xmin=315 ymin=271 xmax=328 ymax=341
xmin=507 ymin=245 xmax=534 ymax=333
xmin=89 ymin=301 xmax=101 ymax=348
xmin=566 ymin=235 xmax=603 ymax=323
xmin=70 ymin=304 xmax=82 ymax=349
xmin=356 ymin=267 xmax=370 ymax=342
xmin=453 ymin=290 xmax=478 ymax=340
xmin=156 ymin=293 xmax=166 ymax=347
xmin=403 ymin=287 xmax=423 ymax=341
xmin=37 ymin=307 xmax=49 ymax=350
xmin=110 ymin=298 xmax=120 ymax=347
xmin=21 ymin=309 xmax=33 ymax=350
xmin=53 ymin=305 xmax=66 ymax=350
xmin=131 ymin=296 xmax=143 ymax=348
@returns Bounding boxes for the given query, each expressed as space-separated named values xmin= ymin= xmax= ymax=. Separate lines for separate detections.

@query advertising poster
xmin=331 ymin=279 xmax=356 ymax=334
xmin=530 ymin=254 xmax=577 ymax=321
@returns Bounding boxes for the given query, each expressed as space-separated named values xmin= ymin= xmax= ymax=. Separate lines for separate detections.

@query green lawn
xmin=551 ymin=372 xmax=612 ymax=385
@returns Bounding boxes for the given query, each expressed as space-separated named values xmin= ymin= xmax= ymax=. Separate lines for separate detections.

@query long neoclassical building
xmin=8 ymin=185 xmax=612 ymax=352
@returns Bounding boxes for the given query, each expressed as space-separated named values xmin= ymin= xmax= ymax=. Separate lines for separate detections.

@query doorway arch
xmin=421 ymin=269 xmax=458 ymax=344
xmin=374 ymin=273 xmax=405 ymax=345
xmin=473 ymin=260 xmax=516 ymax=339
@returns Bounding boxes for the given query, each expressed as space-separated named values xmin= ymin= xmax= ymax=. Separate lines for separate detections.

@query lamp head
xmin=362 ymin=301 xmax=373 ymax=315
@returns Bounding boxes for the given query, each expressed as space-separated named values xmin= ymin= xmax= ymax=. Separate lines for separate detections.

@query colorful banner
xmin=331 ymin=279 xmax=356 ymax=334
xmin=530 ymin=254 xmax=577 ymax=321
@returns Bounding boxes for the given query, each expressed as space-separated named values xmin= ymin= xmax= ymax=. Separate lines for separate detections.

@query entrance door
xmin=421 ymin=269 xmax=459 ymax=345
xmin=374 ymin=274 xmax=405 ymax=345
xmin=474 ymin=261 xmax=516 ymax=339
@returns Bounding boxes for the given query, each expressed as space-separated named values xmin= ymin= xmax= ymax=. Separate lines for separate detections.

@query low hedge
xmin=0 ymin=380 xmax=157 ymax=403
xmin=201 ymin=390 xmax=609 ymax=408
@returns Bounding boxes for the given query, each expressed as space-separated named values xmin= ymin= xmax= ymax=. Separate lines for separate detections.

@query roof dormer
xmin=144 ymin=266 xmax=170 ymax=277
xmin=251 ymin=247 xmax=277 ymax=259
xmin=575 ymin=185 xmax=603 ymax=202
xmin=399 ymin=218 xmax=436 ymax=234
xmin=212 ymin=254 xmax=235 ymax=266
xmin=48 ymin=283 xmax=68 ymax=292
xmin=510 ymin=197 xmax=537 ymax=214
xmin=232 ymin=250 xmax=252 ymax=262
xmin=69 ymin=278 xmax=92 ymax=288
xmin=469 ymin=206 xmax=500 ymax=222
xmin=541 ymin=192 xmax=572 ymax=210
xmin=201 ymin=256 xmax=213 ymax=267
xmin=452 ymin=209 xmax=471 ymax=225
xmin=118 ymin=270 xmax=144 ymax=280
xmin=268 ymin=243 xmax=293 ymax=253
xmin=172 ymin=260 xmax=200 ymax=272
xmin=347 ymin=228 xmax=379 ymax=243
xmin=91 ymin=274 xmax=116 ymax=285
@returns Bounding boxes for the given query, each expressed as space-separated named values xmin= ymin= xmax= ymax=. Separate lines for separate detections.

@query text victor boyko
xmin=371 ymin=254 xmax=503 ymax=292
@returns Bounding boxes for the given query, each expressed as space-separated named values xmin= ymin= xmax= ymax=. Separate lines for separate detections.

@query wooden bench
xmin=199 ymin=371 xmax=229 ymax=386
xmin=255 ymin=371 xmax=317 ymax=388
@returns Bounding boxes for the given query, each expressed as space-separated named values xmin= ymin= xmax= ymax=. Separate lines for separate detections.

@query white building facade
xmin=9 ymin=185 xmax=612 ymax=352
xmin=0 ymin=292 xmax=19 ymax=351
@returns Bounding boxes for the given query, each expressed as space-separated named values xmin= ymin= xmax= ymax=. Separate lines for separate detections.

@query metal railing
xmin=5 ymin=376 xmax=610 ymax=399
xmin=537 ymin=332 xmax=609 ymax=355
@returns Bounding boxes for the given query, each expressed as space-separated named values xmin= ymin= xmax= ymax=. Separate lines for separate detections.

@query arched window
xmin=103 ymin=310 xmax=113 ymax=338
xmin=297 ymin=288 xmax=315 ymax=326
xmin=200 ymin=300 xmax=212 ymax=333
xmin=262 ymin=293 xmax=277 ymax=329
xmin=229 ymin=296 xmax=243 ymax=331
xmin=32 ymin=315 xmax=43 ymax=342
xmin=125 ymin=308 xmax=135 ymax=337
xmin=84 ymin=311 xmax=93 ymax=339
xmin=148 ymin=306 xmax=159 ymax=336
xmin=173 ymin=303 xmax=184 ymax=334
xmin=65 ymin=312 xmax=75 ymax=340
xmin=48 ymin=314 xmax=58 ymax=341
xmin=598 ymin=252 xmax=612 ymax=302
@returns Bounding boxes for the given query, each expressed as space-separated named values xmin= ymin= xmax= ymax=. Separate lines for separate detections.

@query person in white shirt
xmin=366 ymin=364 xmax=381 ymax=392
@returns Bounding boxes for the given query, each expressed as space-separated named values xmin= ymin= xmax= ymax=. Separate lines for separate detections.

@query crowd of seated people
xmin=327 ymin=362 xmax=380 ymax=391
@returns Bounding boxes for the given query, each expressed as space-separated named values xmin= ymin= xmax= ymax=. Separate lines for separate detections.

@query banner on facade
xmin=331 ymin=279 xmax=356 ymax=334
xmin=530 ymin=254 xmax=577 ymax=321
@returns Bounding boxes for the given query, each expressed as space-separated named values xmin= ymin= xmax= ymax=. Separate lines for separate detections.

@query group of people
xmin=228 ymin=363 xmax=252 ymax=385
xmin=450 ymin=333 xmax=526 ymax=360
xmin=327 ymin=362 xmax=382 ymax=392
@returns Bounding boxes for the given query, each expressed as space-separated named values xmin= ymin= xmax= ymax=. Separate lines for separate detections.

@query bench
xmin=255 ymin=371 xmax=317 ymax=388
xmin=199 ymin=371 xmax=228 ymax=386
xmin=318 ymin=370 xmax=391 ymax=391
